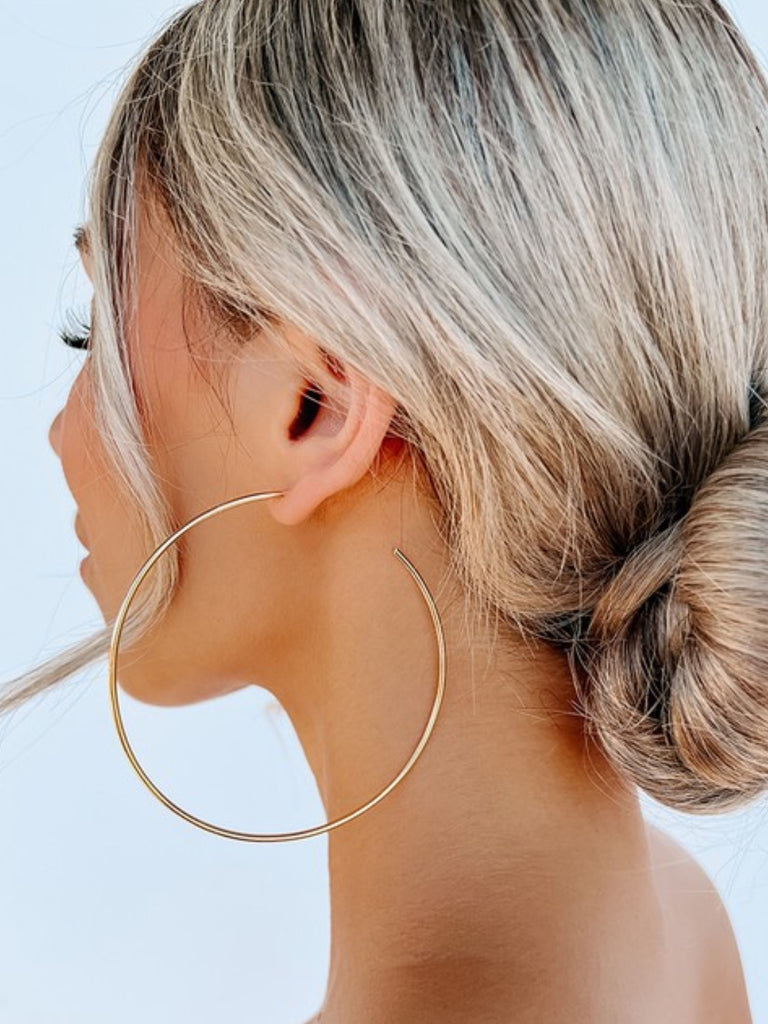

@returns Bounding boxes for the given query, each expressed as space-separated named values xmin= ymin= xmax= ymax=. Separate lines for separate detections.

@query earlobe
xmin=269 ymin=369 xmax=398 ymax=528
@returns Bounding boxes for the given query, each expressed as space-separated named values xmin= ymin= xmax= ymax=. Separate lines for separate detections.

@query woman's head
xmin=48 ymin=186 xmax=411 ymax=707
xmin=12 ymin=0 xmax=768 ymax=814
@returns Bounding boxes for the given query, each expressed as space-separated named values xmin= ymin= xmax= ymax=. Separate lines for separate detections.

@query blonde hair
xmin=5 ymin=0 xmax=768 ymax=815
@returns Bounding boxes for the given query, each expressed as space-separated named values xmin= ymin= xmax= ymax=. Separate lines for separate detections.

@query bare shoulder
xmin=645 ymin=822 xmax=753 ymax=1024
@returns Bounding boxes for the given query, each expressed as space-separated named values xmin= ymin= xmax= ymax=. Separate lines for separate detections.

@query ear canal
xmin=288 ymin=381 xmax=324 ymax=441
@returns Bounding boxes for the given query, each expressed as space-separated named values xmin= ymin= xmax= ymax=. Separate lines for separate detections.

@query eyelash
xmin=58 ymin=306 xmax=92 ymax=351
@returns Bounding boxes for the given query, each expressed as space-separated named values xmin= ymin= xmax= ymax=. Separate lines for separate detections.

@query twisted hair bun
xmin=578 ymin=418 xmax=768 ymax=814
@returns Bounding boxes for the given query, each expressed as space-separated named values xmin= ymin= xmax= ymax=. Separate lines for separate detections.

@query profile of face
xmin=47 ymin=193 xmax=407 ymax=710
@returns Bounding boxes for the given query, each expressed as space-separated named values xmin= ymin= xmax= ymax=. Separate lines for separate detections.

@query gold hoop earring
xmin=108 ymin=489 xmax=447 ymax=843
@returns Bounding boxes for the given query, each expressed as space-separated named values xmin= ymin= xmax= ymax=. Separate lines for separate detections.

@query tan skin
xmin=48 ymin=195 xmax=753 ymax=1023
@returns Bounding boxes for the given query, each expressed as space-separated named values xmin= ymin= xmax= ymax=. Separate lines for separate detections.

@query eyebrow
xmin=73 ymin=223 xmax=90 ymax=257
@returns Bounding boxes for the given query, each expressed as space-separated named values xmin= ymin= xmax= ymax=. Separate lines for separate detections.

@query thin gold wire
xmin=108 ymin=490 xmax=447 ymax=842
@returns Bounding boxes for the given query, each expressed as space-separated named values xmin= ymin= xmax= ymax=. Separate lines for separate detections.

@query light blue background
xmin=0 ymin=2 xmax=765 ymax=1021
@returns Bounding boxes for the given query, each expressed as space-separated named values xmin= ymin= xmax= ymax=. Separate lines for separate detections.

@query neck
xmin=272 ymin=495 xmax=666 ymax=1022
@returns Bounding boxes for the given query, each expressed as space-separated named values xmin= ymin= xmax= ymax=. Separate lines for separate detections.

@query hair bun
xmin=575 ymin=419 xmax=768 ymax=814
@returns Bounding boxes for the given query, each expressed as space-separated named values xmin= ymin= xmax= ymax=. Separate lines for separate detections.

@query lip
xmin=74 ymin=514 xmax=89 ymax=549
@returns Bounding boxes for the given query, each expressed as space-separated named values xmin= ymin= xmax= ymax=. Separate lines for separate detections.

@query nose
xmin=48 ymin=408 xmax=63 ymax=458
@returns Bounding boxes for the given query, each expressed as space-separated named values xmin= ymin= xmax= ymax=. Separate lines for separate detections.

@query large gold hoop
xmin=108 ymin=490 xmax=447 ymax=842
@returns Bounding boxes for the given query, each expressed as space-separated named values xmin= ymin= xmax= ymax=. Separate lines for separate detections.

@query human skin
xmin=48 ymin=195 xmax=751 ymax=1023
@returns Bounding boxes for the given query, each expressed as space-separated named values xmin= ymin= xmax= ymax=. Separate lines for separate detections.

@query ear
xmin=268 ymin=351 xmax=400 ymax=528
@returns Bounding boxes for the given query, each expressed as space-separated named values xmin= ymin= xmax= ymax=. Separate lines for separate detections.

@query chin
xmin=112 ymin=657 xmax=241 ymax=708
xmin=112 ymin=664 xmax=193 ymax=707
